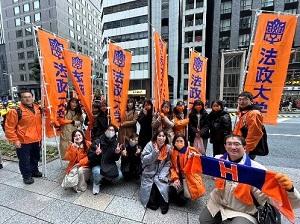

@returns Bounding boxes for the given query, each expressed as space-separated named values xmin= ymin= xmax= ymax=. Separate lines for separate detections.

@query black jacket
xmin=188 ymin=109 xmax=210 ymax=143
xmin=92 ymin=111 xmax=109 ymax=140
xmin=88 ymin=134 xmax=120 ymax=178
xmin=207 ymin=110 xmax=232 ymax=144
xmin=137 ymin=111 xmax=152 ymax=149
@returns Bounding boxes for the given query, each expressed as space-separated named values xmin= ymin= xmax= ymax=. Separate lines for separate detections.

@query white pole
xmin=9 ymin=74 xmax=14 ymax=101
xmin=220 ymin=51 xmax=225 ymax=100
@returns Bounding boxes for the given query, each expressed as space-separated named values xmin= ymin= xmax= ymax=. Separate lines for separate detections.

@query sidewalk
xmin=0 ymin=159 xmax=213 ymax=224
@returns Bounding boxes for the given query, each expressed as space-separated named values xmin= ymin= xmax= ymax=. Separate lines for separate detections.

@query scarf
xmin=157 ymin=144 xmax=168 ymax=161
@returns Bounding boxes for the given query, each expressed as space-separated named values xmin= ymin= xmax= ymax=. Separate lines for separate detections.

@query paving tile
xmin=4 ymin=213 xmax=48 ymax=224
xmin=3 ymin=161 xmax=21 ymax=174
xmin=8 ymin=192 xmax=54 ymax=216
xmin=101 ymin=181 xmax=139 ymax=199
xmin=119 ymin=218 xmax=143 ymax=224
xmin=0 ymin=183 xmax=31 ymax=206
xmin=46 ymin=169 xmax=65 ymax=183
xmin=187 ymin=213 xmax=199 ymax=224
xmin=72 ymin=208 xmax=120 ymax=224
xmin=105 ymin=196 xmax=146 ymax=222
xmin=74 ymin=190 xmax=114 ymax=211
xmin=143 ymin=208 xmax=188 ymax=224
xmin=4 ymin=176 xmax=59 ymax=195
xmin=36 ymin=199 xmax=85 ymax=224
xmin=170 ymin=197 xmax=206 ymax=214
xmin=0 ymin=169 xmax=20 ymax=183
xmin=47 ymin=185 xmax=83 ymax=203
xmin=0 ymin=205 xmax=18 ymax=224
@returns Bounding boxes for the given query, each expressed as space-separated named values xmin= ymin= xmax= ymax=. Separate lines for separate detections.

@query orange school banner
xmin=154 ymin=31 xmax=169 ymax=112
xmin=188 ymin=49 xmax=207 ymax=110
xmin=108 ymin=42 xmax=132 ymax=128
xmin=244 ymin=13 xmax=297 ymax=124
xmin=37 ymin=29 xmax=69 ymax=137
xmin=64 ymin=50 xmax=93 ymax=139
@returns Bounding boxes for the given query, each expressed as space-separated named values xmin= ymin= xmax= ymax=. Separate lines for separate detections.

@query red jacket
xmin=5 ymin=103 xmax=42 ymax=144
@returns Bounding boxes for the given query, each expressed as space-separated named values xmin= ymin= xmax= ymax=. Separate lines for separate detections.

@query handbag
xmin=251 ymin=192 xmax=281 ymax=224
xmin=61 ymin=165 xmax=79 ymax=188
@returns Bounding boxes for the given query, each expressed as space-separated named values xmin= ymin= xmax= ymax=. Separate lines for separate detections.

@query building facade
xmin=0 ymin=0 xmax=103 ymax=99
xmin=207 ymin=0 xmax=300 ymax=108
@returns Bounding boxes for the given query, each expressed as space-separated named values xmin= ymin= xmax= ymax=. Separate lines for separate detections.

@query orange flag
xmin=154 ymin=31 xmax=169 ymax=111
xmin=244 ymin=13 xmax=297 ymax=124
xmin=188 ymin=49 xmax=207 ymax=109
xmin=37 ymin=29 xmax=69 ymax=137
xmin=107 ymin=42 xmax=132 ymax=128
xmin=64 ymin=50 xmax=93 ymax=140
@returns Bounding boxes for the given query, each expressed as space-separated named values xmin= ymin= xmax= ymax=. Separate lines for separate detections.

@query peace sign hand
xmin=115 ymin=143 xmax=121 ymax=154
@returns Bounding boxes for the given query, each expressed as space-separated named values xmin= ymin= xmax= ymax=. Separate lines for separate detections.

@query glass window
xmin=14 ymin=6 xmax=20 ymax=15
xmin=261 ymin=0 xmax=273 ymax=7
xmin=68 ymin=0 xmax=72 ymax=4
xmin=83 ymin=19 xmax=87 ymax=26
xmin=184 ymin=63 xmax=188 ymax=74
xmin=196 ymin=0 xmax=203 ymax=8
xmin=185 ymin=15 xmax=193 ymax=27
xmin=284 ymin=8 xmax=297 ymax=14
xmin=195 ymin=30 xmax=202 ymax=42
xmin=70 ymin=30 xmax=75 ymax=39
xmin=34 ymin=13 xmax=41 ymax=22
xmin=219 ymin=36 xmax=230 ymax=49
xmin=23 ymin=3 xmax=30 ymax=12
xmin=18 ymin=52 xmax=25 ymax=60
xmin=33 ymin=1 xmax=40 ymax=9
xmin=220 ymin=1 xmax=232 ymax=14
xmin=24 ymin=15 xmax=30 ymax=24
xmin=239 ymin=34 xmax=250 ymax=47
xmin=13 ymin=0 xmax=19 ymax=2
xmin=195 ymin=13 xmax=203 ymax=26
xmin=19 ymin=63 xmax=26 ymax=71
xmin=88 ymin=24 xmax=92 ymax=30
xmin=285 ymin=0 xmax=298 ymax=2
xmin=88 ymin=14 xmax=92 ymax=21
xmin=75 ymin=2 xmax=80 ymax=10
xmin=93 ymin=19 xmax=96 ymax=25
xmin=20 ymin=74 xmax=26 ymax=81
xmin=82 ymin=8 xmax=86 ymax=16
xmin=83 ymin=29 xmax=87 ymax=36
xmin=25 ymin=27 xmax=32 ymax=35
xmin=26 ymin=39 xmax=33 ymax=47
xmin=89 ymin=33 xmax=92 ymax=40
xmin=15 ymin=18 xmax=21 ymax=26
xmin=76 ymin=14 xmax=80 ymax=21
xmin=27 ymin=51 xmax=34 ymax=59
xmin=186 ymin=0 xmax=194 ymax=10
xmin=220 ymin=19 xmax=231 ymax=32
xmin=16 ymin=29 xmax=23 ymax=38
xmin=241 ymin=0 xmax=252 ymax=10
xmin=185 ymin=31 xmax=193 ymax=43
xmin=87 ymin=4 xmax=91 ymax=11
xmin=82 ymin=0 xmax=86 ymax=6
xmin=68 ymin=7 xmax=73 ymax=15
xmin=240 ymin=16 xmax=251 ymax=29
xmin=69 ymin=19 xmax=74 ymax=27
xmin=76 ymin=24 xmax=81 ymax=31
xmin=77 ymin=35 xmax=82 ymax=42
xmin=28 ymin=62 xmax=35 ymax=70
xmin=184 ymin=48 xmax=189 ymax=59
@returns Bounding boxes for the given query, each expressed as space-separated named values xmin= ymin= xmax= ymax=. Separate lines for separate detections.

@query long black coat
xmin=188 ymin=110 xmax=210 ymax=143
xmin=137 ymin=111 xmax=152 ymax=149
xmin=88 ymin=134 xmax=120 ymax=178
xmin=91 ymin=111 xmax=109 ymax=140
xmin=207 ymin=110 xmax=232 ymax=144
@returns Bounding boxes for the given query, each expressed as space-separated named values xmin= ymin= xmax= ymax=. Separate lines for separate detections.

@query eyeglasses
xmin=225 ymin=142 xmax=242 ymax=147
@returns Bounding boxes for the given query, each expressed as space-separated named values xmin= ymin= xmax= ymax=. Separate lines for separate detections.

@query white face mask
xmin=105 ymin=130 xmax=115 ymax=139
xmin=129 ymin=140 xmax=137 ymax=147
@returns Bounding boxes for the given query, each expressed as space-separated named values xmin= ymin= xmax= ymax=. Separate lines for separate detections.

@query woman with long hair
xmin=137 ymin=99 xmax=153 ymax=149
xmin=207 ymin=100 xmax=232 ymax=156
xmin=173 ymin=101 xmax=189 ymax=137
xmin=152 ymin=101 xmax=174 ymax=144
xmin=188 ymin=100 xmax=210 ymax=153
xmin=118 ymin=98 xmax=138 ymax=144
xmin=64 ymin=130 xmax=90 ymax=192
xmin=59 ymin=98 xmax=83 ymax=157
xmin=140 ymin=131 xmax=171 ymax=214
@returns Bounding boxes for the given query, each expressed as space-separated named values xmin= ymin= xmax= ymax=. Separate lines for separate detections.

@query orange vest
xmin=65 ymin=143 xmax=90 ymax=173
xmin=5 ymin=103 xmax=42 ymax=144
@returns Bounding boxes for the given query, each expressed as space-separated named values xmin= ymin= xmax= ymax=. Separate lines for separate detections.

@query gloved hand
xmin=275 ymin=172 xmax=293 ymax=191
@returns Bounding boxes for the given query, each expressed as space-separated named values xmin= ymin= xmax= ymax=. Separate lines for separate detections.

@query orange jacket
xmin=64 ymin=143 xmax=90 ymax=173
xmin=233 ymin=109 xmax=263 ymax=152
xmin=170 ymin=146 xmax=205 ymax=200
xmin=173 ymin=116 xmax=189 ymax=136
xmin=5 ymin=103 xmax=42 ymax=144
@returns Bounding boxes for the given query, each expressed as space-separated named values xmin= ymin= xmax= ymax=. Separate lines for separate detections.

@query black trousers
xmin=16 ymin=142 xmax=40 ymax=179
xmin=147 ymin=183 xmax=168 ymax=210
xmin=212 ymin=142 xmax=226 ymax=157
xmin=169 ymin=185 xmax=188 ymax=206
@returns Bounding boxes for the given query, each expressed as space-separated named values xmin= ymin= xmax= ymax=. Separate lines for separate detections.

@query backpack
xmin=1 ymin=108 xmax=22 ymax=132
xmin=240 ymin=112 xmax=269 ymax=156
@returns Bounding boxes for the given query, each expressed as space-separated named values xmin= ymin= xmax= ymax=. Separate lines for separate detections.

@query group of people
xmin=3 ymin=88 xmax=300 ymax=223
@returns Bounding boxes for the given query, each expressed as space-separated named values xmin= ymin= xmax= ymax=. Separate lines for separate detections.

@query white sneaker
xmin=92 ymin=183 xmax=100 ymax=195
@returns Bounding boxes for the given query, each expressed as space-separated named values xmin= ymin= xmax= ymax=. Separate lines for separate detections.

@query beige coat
xmin=59 ymin=110 xmax=83 ymax=158
xmin=207 ymin=154 xmax=300 ymax=224
xmin=118 ymin=110 xmax=138 ymax=144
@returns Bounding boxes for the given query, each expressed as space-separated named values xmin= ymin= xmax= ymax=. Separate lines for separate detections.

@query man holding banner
xmin=199 ymin=134 xmax=300 ymax=224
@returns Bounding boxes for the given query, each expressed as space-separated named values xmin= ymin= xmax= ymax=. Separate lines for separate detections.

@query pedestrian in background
xmin=137 ymin=99 xmax=153 ymax=149
xmin=5 ymin=89 xmax=42 ymax=184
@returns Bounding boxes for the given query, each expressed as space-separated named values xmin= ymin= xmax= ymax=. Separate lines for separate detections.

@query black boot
xmin=23 ymin=177 xmax=34 ymax=185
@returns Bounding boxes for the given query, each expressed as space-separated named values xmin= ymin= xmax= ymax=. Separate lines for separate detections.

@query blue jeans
xmin=92 ymin=165 xmax=122 ymax=185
